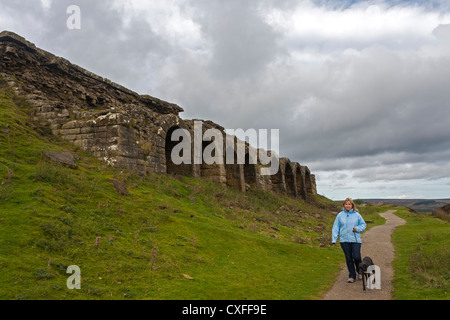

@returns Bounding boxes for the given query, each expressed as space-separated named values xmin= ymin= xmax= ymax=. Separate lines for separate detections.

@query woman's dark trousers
xmin=340 ymin=242 xmax=362 ymax=280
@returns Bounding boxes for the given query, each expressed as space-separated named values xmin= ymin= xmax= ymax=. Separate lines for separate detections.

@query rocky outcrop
xmin=0 ymin=30 xmax=317 ymax=199
xmin=44 ymin=151 xmax=79 ymax=169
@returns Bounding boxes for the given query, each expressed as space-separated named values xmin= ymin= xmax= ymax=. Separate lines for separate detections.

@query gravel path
xmin=323 ymin=210 xmax=406 ymax=300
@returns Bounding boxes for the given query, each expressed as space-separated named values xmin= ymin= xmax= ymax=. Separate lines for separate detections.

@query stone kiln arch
xmin=225 ymin=147 xmax=244 ymax=192
xmin=164 ymin=125 xmax=193 ymax=176
xmin=270 ymin=162 xmax=285 ymax=194
xmin=284 ymin=161 xmax=296 ymax=198
xmin=295 ymin=164 xmax=307 ymax=200
xmin=243 ymin=153 xmax=258 ymax=190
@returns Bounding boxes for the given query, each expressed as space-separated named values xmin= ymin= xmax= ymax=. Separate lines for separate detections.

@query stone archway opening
xmin=296 ymin=166 xmax=307 ymax=200
xmin=270 ymin=164 xmax=285 ymax=194
xmin=165 ymin=126 xmax=192 ymax=176
xmin=243 ymin=153 xmax=257 ymax=190
xmin=226 ymin=147 xmax=242 ymax=191
xmin=285 ymin=162 xmax=296 ymax=198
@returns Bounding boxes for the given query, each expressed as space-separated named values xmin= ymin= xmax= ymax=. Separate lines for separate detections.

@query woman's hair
xmin=343 ymin=198 xmax=358 ymax=211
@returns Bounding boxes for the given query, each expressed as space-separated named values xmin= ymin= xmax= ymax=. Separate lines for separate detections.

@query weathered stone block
xmin=44 ymin=151 xmax=78 ymax=169
xmin=62 ymin=120 xmax=82 ymax=130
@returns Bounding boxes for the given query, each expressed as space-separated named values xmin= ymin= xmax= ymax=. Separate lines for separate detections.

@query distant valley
xmin=363 ymin=199 xmax=450 ymax=213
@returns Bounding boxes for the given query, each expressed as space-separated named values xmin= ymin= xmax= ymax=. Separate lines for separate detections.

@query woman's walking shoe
xmin=347 ymin=278 xmax=355 ymax=283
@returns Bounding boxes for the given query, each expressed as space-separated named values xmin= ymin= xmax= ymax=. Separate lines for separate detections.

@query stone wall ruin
xmin=0 ymin=31 xmax=317 ymax=199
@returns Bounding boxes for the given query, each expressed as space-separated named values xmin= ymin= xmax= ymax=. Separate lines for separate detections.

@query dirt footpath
xmin=323 ymin=210 xmax=406 ymax=300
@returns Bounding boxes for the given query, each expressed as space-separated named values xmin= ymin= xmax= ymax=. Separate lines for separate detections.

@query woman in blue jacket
xmin=332 ymin=198 xmax=366 ymax=283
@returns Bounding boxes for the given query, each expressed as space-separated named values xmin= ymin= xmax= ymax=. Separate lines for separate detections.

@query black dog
xmin=358 ymin=256 xmax=375 ymax=291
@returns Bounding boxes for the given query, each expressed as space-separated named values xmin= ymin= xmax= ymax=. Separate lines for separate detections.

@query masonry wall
xmin=0 ymin=31 xmax=317 ymax=200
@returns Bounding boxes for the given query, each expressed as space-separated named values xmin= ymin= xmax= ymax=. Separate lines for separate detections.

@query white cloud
xmin=110 ymin=0 xmax=205 ymax=52
xmin=40 ymin=0 xmax=52 ymax=10
xmin=264 ymin=1 xmax=450 ymax=52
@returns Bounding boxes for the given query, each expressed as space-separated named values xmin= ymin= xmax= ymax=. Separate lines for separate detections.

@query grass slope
xmin=0 ymin=85 xmax=349 ymax=300
xmin=0 ymin=84 xmax=410 ymax=300
xmin=391 ymin=208 xmax=449 ymax=300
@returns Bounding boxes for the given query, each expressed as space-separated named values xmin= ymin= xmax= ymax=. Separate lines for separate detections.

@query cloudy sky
xmin=1 ymin=0 xmax=450 ymax=200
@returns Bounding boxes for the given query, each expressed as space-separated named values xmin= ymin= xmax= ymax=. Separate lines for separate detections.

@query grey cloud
xmin=352 ymin=161 xmax=450 ymax=182
xmin=1 ymin=0 xmax=450 ymax=197
xmin=152 ymin=7 xmax=450 ymax=185
xmin=0 ymin=0 xmax=172 ymax=95
xmin=0 ymin=0 xmax=46 ymax=39
xmin=192 ymin=0 xmax=284 ymax=80
xmin=44 ymin=1 xmax=171 ymax=94
xmin=309 ymin=150 xmax=450 ymax=172
xmin=280 ymin=41 xmax=450 ymax=163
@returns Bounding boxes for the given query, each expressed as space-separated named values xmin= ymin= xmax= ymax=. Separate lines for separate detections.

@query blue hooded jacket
xmin=332 ymin=209 xmax=366 ymax=243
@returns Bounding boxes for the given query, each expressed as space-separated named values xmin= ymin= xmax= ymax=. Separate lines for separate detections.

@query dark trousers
xmin=340 ymin=242 xmax=362 ymax=279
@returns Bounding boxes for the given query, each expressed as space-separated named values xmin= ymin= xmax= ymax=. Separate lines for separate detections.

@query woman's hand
xmin=353 ymin=227 xmax=357 ymax=232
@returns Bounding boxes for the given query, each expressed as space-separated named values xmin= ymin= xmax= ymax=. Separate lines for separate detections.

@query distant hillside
xmin=433 ymin=203 xmax=450 ymax=222
xmin=364 ymin=199 xmax=450 ymax=213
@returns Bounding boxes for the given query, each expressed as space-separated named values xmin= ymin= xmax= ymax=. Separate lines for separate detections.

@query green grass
xmin=2 ymin=83 xmax=447 ymax=300
xmin=358 ymin=204 xmax=390 ymax=228
xmin=391 ymin=207 xmax=450 ymax=300
xmin=0 ymin=86 xmax=348 ymax=300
